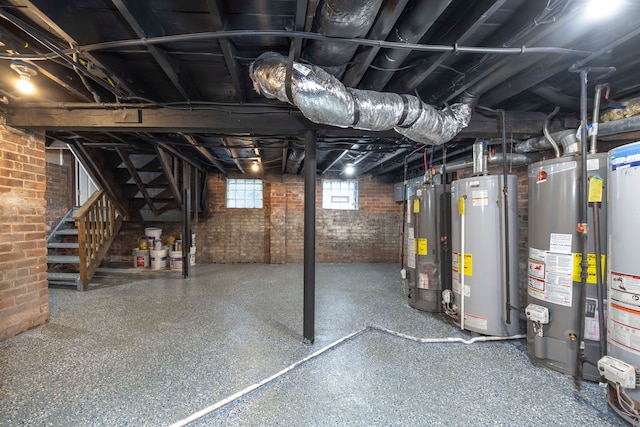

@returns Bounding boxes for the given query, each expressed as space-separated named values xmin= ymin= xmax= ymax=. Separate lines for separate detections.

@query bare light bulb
xmin=16 ymin=76 xmax=35 ymax=94
xmin=251 ymin=161 xmax=260 ymax=172
xmin=345 ymin=164 xmax=355 ymax=175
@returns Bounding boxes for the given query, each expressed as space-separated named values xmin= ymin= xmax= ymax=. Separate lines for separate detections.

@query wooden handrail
xmin=73 ymin=190 xmax=123 ymax=289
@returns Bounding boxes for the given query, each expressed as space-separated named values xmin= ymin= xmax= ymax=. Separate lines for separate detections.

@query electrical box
xmin=598 ymin=356 xmax=637 ymax=389
xmin=525 ymin=304 xmax=550 ymax=324
xmin=400 ymin=269 xmax=407 ymax=280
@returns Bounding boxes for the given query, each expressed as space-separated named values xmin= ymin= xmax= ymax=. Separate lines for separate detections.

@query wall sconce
xmin=10 ymin=61 xmax=37 ymax=94
xmin=345 ymin=163 xmax=355 ymax=175
xmin=251 ymin=160 xmax=260 ymax=172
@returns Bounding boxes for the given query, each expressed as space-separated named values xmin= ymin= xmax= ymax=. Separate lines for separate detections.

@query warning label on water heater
xmin=527 ymin=247 xmax=573 ymax=307
xmin=471 ymin=190 xmax=488 ymax=207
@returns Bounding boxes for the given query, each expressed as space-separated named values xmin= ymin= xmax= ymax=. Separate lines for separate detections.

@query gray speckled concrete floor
xmin=0 ymin=263 xmax=625 ymax=426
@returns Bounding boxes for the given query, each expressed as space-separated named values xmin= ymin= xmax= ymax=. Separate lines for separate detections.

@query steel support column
xmin=182 ymin=160 xmax=192 ymax=278
xmin=303 ymin=130 xmax=317 ymax=344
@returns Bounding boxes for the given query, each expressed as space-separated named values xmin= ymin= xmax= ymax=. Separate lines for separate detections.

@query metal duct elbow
xmin=250 ymin=52 xmax=473 ymax=145
xmin=515 ymin=130 xmax=578 ymax=156
xmin=304 ymin=0 xmax=383 ymax=76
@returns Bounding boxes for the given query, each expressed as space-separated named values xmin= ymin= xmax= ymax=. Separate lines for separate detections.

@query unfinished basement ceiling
xmin=1 ymin=0 xmax=640 ymax=182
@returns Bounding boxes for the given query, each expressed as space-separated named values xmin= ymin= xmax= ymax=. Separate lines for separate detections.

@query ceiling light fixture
xmin=251 ymin=161 xmax=260 ymax=172
xmin=10 ymin=61 xmax=37 ymax=95
xmin=585 ymin=0 xmax=623 ymax=18
xmin=345 ymin=163 xmax=355 ymax=175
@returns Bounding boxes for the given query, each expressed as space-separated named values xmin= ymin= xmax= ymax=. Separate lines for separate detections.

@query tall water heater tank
xmin=450 ymin=174 xmax=520 ymax=336
xmin=408 ymin=184 xmax=449 ymax=312
xmin=603 ymin=142 xmax=640 ymax=421
xmin=526 ymin=153 xmax=607 ymax=382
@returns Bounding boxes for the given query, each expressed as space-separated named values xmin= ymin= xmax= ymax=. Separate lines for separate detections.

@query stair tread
xmin=48 ymin=242 xmax=79 ymax=249
xmin=55 ymin=229 xmax=79 ymax=235
xmin=48 ymin=272 xmax=80 ymax=280
xmin=48 ymin=255 xmax=80 ymax=264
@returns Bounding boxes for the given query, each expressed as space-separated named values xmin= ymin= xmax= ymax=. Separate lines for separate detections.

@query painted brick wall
xmin=45 ymin=159 xmax=73 ymax=235
xmin=0 ymin=126 xmax=49 ymax=341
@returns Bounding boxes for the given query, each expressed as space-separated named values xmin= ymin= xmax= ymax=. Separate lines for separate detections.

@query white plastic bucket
xmin=144 ymin=227 xmax=162 ymax=243
xmin=150 ymin=249 xmax=168 ymax=271
xmin=170 ymin=251 xmax=183 ymax=271
xmin=190 ymin=246 xmax=196 ymax=266
xmin=132 ymin=248 xmax=149 ymax=268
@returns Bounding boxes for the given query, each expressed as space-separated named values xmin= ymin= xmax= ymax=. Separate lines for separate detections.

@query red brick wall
xmin=0 ymin=126 xmax=49 ymax=341
xmin=192 ymin=174 xmax=402 ymax=264
xmin=45 ymin=159 xmax=73 ymax=235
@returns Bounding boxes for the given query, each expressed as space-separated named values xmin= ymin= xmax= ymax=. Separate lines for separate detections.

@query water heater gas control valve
xmin=525 ymin=304 xmax=550 ymax=324
xmin=598 ymin=356 xmax=637 ymax=389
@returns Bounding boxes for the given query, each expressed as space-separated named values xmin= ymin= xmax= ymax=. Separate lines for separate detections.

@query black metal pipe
xmin=303 ymin=130 xmax=317 ymax=344
xmin=499 ymin=110 xmax=511 ymax=325
xmin=182 ymin=160 xmax=192 ymax=278
xmin=576 ymin=68 xmax=589 ymax=381
xmin=571 ymin=66 xmax=616 ymax=380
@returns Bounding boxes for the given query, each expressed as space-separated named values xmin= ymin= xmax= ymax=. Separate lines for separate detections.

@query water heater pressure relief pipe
xmin=459 ymin=195 xmax=466 ymax=331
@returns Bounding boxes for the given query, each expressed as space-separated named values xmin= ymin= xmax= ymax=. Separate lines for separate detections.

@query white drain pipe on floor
xmin=167 ymin=325 xmax=525 ymax=426
xmin=369 ymin=325 xmax=525 ymax=344
xmin=167 ymin=326 xmax=368 ymax=427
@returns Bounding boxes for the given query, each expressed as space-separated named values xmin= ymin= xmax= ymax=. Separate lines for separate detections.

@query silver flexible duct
xmin=250 ymin=52 xmax=473 ymax=145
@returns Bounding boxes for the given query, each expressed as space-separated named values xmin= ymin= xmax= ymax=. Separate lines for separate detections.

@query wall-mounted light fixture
xmin=345 ymin=163 xmax=355 ymax=175
xmin=10 ymin=60 xmax=37 ymax=94
xmin=251 ymin=160 xmax=260 ymax=172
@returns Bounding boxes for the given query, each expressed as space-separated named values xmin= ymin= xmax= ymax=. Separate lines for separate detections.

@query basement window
xmin=322 ymin=179 xmax=358 ymax=210
xmin=226 ymin=179 xmax=263 ymax=208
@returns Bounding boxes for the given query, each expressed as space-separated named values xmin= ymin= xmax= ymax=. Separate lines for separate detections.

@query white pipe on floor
xmin=167 ymin=325 xmax=525 ymax=426
xmin=167 ymin=326 xmax=368 ymax=427
xmin=370 ymin=325 xmax=526 ymax=344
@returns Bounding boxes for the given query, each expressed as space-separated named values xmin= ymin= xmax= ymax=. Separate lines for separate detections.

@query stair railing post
xmin=76 ymin=214 xmax=88 ymax=291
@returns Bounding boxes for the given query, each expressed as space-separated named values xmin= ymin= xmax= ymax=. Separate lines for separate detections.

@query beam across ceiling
xmin=6 ymin=106 xmax=562 ymax=140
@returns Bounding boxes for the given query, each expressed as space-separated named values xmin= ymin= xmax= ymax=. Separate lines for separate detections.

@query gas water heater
xmin=449 ymin=174 xmax=520 ymax=337
xmin=407 ymin=184 xmax=451 ymax=312
xmin=598 ymin=142 xmax=640 ymax=423
xmin=526 ymin=153 xmax=607 ymax=382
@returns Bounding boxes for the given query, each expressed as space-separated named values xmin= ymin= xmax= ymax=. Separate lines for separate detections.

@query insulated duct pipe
xmin=250 ymin=52 xmax=474 ymax=145
xmin=303 ymin=0 xmax=383 ymax=77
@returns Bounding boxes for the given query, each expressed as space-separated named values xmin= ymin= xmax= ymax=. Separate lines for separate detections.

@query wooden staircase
xmin=47 ymin=191 xmax=123 ymax=290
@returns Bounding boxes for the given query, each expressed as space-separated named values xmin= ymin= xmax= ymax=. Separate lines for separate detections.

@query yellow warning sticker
xmin=413 ymin=199 xmax=420 ymax=213
xmin=572 ymin=253 xmax=606 ymax=284
xmin=457 ymin=252 xmax=473 ymax=276
xmin=418 ymin=238 xmax=427 ymax=255
xmin=458 ymin=197 xmax=465 ymax=215
xmin=588 ymin=176 xmax=603 ymax=203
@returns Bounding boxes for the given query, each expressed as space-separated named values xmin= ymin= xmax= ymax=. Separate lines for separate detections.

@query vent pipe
xmin=250 ymin=52 xmax=474 ymax=145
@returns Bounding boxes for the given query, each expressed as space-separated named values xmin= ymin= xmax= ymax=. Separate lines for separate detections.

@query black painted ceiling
xmin=1 ymin=0 xmax=639 ymax=182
